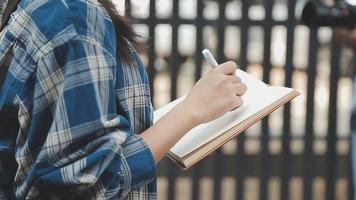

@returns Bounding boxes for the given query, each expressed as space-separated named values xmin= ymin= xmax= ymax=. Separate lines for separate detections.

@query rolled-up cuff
xmin=121 ymin=133 xmax=156 ymax=191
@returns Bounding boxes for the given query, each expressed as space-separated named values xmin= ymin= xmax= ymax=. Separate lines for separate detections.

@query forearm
xmin=140 ymin=101 xmax=198 ymax=163
xmin=141 ymin=62 xmax=247 ymax=164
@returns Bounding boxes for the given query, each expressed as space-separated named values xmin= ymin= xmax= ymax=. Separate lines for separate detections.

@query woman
xmin=0 ymin=0 xmax=247 ymax=199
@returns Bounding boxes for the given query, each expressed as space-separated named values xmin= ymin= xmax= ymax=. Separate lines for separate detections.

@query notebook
xmin=153 ymin=69 xmax=300 ymax=169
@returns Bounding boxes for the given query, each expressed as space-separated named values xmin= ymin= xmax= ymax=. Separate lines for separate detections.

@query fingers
xmin=229 ymin=82 xmax=246 ymax=111
xmin=218 ymin=61 xmax=237 ymax=75
xmin=226 ymin=75 xmax=241 ymax=84
xmin=235 ymin=97 xmax=243 ymax=107
xmin=231 ymin=96 xmax=243 ymax=111
xmin=231 ymin=83 xmax=247 ymax=96
xmin=224 ymin=76 xmax=246 ymax=95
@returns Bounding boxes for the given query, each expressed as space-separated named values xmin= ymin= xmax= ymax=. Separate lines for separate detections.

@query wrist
xmin=176 ymin=99 xmax=201 ymax=128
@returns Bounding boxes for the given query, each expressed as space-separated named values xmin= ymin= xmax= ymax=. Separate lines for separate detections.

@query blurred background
xmin=114 ymin=0 xmax=355 ymax=199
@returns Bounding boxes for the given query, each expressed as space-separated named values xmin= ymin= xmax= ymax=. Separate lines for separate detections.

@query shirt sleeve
xmin=30 ymin=38 xmax=156 ymax=199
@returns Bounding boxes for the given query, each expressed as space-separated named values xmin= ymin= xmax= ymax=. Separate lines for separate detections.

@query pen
xmin=202 ymin=49 xmax=219 ymax=68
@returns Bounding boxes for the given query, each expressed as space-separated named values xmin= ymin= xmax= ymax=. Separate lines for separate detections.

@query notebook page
xmin=153 ymin=70 xmax=264 ymax=122
xmin=153 ymin=96 xmax=186 ymax=122
xmin=153 ymin=70 xmax=294 ymax=158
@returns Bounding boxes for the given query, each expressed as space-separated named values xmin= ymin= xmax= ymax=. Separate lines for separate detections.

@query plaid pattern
xmin=0 ymin=0 xmax=157 ymax=199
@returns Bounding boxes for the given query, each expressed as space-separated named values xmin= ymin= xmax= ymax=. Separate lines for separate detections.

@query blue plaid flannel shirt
xmin=0 ymin=0 xmax=157 ymax=199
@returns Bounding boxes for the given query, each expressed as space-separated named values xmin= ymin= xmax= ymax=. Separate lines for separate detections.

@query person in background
xmin=0 ymin=0 xmax=247 ymax=199
xmin=335 ymin=28 xmax=356 ymax=199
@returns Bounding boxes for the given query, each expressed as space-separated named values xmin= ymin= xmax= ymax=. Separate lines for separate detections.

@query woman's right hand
xmin=141 ymin=61 xmax=247 ymax=163
xmin=180 ymin=61 xmax=247 ymax=126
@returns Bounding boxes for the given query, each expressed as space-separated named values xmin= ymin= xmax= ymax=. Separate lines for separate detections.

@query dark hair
xmin=98 ymin=0 xmax=138 ymax=63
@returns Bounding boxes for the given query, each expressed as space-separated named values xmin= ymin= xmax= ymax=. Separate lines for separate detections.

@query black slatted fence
xmin=124 ymin=0 xmax=354 ymax=199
